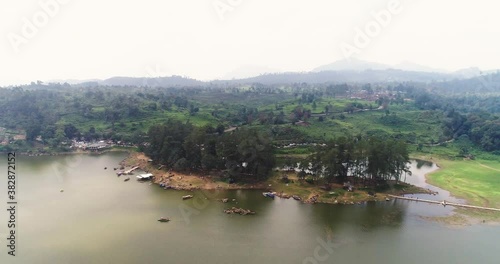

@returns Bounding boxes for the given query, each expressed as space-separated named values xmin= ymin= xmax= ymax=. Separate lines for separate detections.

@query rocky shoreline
xmin=120 ymin=151 xmax=436 ymax=206
xmin=119 ymin=152 xmax=270 ymax=191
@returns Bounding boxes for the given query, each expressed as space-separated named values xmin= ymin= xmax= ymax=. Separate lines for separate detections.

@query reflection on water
xmin=415 ymin=159 xmax=434 ymax=169
xmin=0 ymin=154 xmax=498 ymax=264
xmin=308 ymin=201 xmax=406 ymax=233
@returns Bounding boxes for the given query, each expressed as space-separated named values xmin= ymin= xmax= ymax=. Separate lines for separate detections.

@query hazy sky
xmin=1 ymin=0 xmax=499 ymax=85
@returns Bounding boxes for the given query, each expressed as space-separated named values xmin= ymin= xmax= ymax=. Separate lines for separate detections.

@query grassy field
xmin=402 ymin=141 xmax=500 ymax=223
xmin=427 ymin=158 xmax=500 ymax=209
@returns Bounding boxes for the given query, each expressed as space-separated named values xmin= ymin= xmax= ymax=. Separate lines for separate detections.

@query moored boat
xmin=157 ymin=217 xmax=170 ymax=222
xmin=182 ymin=195 xmax=194 ymax=200
xmin=136 ymin=173 xmax=154 ymax=180
xmin=263 ymin=192 xmax=275 ymax=199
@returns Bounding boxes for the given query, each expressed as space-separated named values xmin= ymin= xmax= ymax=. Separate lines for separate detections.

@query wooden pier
xmin=125 ymin=166 xmax=139 ymax=174
xmin=123 ymin=166 xmax=140 ymax=175
xmin=388 ymin=195 xmax=500 ymax=212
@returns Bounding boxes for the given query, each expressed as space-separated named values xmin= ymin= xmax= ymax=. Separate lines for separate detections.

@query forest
xmin=0 ymin=77 xmax=499 ymax=181
xmin=143 ymin=119 xmax=275 ymax=180
xmin=307 ymin=136 xmax=410 ymax=184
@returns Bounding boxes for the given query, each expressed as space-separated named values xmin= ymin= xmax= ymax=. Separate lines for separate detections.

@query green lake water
xmin=0 ymin=153 xmax=498 ymax=263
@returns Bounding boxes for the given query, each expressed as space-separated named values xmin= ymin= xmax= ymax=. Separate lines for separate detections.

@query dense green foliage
xmin=0 ymin=75 xmax=500 ymax=180
xmin=428 ymin=158 xmax=500 ymax=208
xmin=144 ymin=119 xmax=275 ymax=179
xmin=413 ymin=90 xmax=500 ymax=153
xmin=308 ymin=137 xmax=410 ymax=184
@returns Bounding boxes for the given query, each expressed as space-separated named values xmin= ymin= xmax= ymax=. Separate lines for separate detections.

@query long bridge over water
xmin=388 ymin=195 xmax=500 ymax=212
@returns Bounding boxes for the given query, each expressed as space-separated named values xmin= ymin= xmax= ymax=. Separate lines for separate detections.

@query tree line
xmin=304 ymin=136 xmax=410 ymax=185
xmin=143 ymin=119 xmax=275 ymax=180
xmin=413 ymin=89 xmax=500 ymax=152
xmin=443 ymin=109 xmax=500 ymax=152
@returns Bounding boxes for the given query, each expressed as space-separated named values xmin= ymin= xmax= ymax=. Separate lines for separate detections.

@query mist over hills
xmin=214 ymin=69 xmax=450 ymax=85
xmin=313 ymin=58 xmax=390 ymax=72
xmin=99 ymin=76 xmax=205 ymax=87
xmin=17 ymin=59 xmax=498 ymax=88
xmin=312 ymin=58 xmax=447 ymax=73
xmin=69 ymin=70 xmax=451 ymax=87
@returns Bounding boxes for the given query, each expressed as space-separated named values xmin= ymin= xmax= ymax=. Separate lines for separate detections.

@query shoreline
xmin=119 ymin=151 xmax=271 ymax=192
xmin=8 ymin=147 xmax=136 ymax=157
xmin=411 ymin=155 xmax=500 ymax=224
xmin=121 ymin=151 xmax=436 ymax=205
xmin=16 ymin=149 xmax=499 ymax=222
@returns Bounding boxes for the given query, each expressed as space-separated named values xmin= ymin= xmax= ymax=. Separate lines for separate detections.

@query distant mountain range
xmin=312 ymin=58 xmax=446 ymax=73
xmin=44 ymin=59 xmax=498 ymax=87
xmin=213 ymin=70 xmax=452 ymax=85
xmin=99 ymin=76 xmax=205 ymax=87
xmin=222 ymin=65 xmax=281 ymax=80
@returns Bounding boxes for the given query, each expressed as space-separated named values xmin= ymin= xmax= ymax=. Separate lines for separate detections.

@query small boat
xmin=157 ymin=217 xmax=170 ymax=222
xmin=263 ymin=192 xmax=275 ymax=199
xmin=182 ymin=195 xmax=194 ymax=200
xmin=136 ymin=173 xmax=154 ymax=180
xmin=124 ymin=177 xmax=130 ymax=182
xmin=292 ymin=195 xmax=301 ymax=201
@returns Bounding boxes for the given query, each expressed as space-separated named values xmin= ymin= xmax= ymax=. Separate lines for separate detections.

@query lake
xmin=0 ymin=153 xmax=498 ymax=263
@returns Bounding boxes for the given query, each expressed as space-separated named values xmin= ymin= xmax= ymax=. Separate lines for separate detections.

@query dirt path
xmin=478 ymin=163 xmax=500 ymax=172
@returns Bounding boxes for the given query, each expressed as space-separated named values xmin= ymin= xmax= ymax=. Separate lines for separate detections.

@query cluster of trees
xmin=231 ymin=106 xmax=259 ymax=124
xmin=305 ymin=136 xmax=410 ymax=184
xmin=144 ymin=119 xmax=275 ymax=179
xmin=255 ymin=111 xmax=286 ymax=125
xmin=0 ymin=86 xmax=208 ymax=147
xmin=443 ymin=109 xmax=500 ymax=152
xmin=411 ymin=89 xmax=500 ymax=152
xmin=290 ymin=106 xmax=312 ymax=122
xmin=297 ymin=92 xmax=317 ymax=104
xmin=0 ymin=88 xmax=61 ymax=129
xmin=325 ymin=84 xmax=350 ymax=97
xmin=1 ymin=80 xmax=499 ymax=156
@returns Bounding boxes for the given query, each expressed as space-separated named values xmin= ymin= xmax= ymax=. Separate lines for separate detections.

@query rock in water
xmin=223 ymin=207 xmax=256 ymax=216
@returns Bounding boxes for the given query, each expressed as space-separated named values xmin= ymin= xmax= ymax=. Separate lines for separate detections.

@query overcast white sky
xmin=1 ymin=0 xmax=499 ymax=85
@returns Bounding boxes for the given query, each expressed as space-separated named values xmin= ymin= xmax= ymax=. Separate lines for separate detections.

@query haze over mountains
xmin=36 ymin=59 xmax=498 ymax=87
xmin=312 ymin=58 xmax=446 ymax=73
